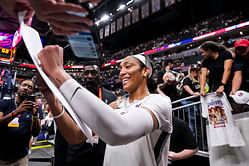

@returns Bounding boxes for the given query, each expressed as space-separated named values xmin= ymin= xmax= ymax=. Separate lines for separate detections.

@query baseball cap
xmin=234 ymin=39 xmax=249 ymax=49
xmin=230 ymin=90 xmax=249 ymax=105
xmin=190 ymin=64 xmax=199 ymax=70
xmin=133 ymin=54 xmax=153 ymax=78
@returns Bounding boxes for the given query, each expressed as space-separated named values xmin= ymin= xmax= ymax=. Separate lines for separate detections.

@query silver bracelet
xmin=53 ymin=107 xmax=65 ymax=119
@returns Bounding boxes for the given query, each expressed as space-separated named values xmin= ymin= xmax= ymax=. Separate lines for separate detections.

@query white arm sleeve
xmin=142 ymin=94 xmax=172 ymax=133
xmin=60 ymin=79 xmax=154 ymax=146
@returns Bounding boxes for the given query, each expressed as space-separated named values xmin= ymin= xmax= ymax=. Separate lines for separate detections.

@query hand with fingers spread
xmin=28 ymin=0 xmax=102 ymax=35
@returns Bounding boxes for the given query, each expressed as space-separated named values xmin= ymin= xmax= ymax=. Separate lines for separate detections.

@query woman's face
xmin=119 ymin=56 xmax=146 ymax=92
xmin=190 ymin=69 xmax=199 ymax=77
xmin=200 ymin=48 xmax=210 ymax=58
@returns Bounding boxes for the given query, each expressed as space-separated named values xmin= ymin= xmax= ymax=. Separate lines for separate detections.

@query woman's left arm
xmin=221 ymin=59 xmax=233 ymax=85
xmin=216 ymin=59 xmax=233 ymax=96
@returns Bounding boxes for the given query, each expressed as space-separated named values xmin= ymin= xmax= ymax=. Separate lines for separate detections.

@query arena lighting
xmin=101 ymin=20 xmax=249 ymax=67
xmin=117 ymin=4 xmax=126 ymax=11
xmin=101 ymin=14 xmax=110 ymax=22
xmin=95 ymin=14 xmax=110 ymax=26
xmin=95 ymin=21 xmax=100 ymax=26
xmin=18 ymin=64 xmax=85 ymax=69
xmin=126 ymin=0 xmax=134 ymax=5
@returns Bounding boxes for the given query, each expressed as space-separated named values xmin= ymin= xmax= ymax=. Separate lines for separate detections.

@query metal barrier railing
xmin=172 ymin=96 xmax=209 ymax=157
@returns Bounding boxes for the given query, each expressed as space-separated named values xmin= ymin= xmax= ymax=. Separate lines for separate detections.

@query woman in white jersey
xmin=37 ymin=45 xmax=172 ymax=166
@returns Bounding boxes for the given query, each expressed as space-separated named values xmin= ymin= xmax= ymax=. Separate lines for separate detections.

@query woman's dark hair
xmin=200 ymin=41 xmax=228 ymax=52
xmin=136 ymin=56 xmax=157 ymax=93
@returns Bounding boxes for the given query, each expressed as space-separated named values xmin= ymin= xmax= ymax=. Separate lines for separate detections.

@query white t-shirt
xmin=104 ymin=94 xmax=172 ymax=166
xmin=60 ymin=79 xmax=172 ymax=166
xmin=201 ymin=93 xmax=245 ymax=147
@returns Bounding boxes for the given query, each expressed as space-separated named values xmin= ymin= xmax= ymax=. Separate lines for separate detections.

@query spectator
xmin=199 ymin=41 xmax=233 ymax=96
xmin=37 ymin=47 xmax=172 ymax=166
xmin=168 ymin=117 xmax=198 ymax=166
xmin=54 ymin=65 xmax=117 ymax=166
xmin=36 ymin=106 xmax=55 ymax=142
xmin=157 ymin=71 xmax=179 ymax=101
xmin=181 ymin=64 xmax=200 ymax=98
xmin=157 ymin=59 xmax=174 ymax=84
xmin=230 ymin=39 xmax=249 ymax=95
xmin=180 ymin=64 xmax=200 ymax=136
xmin=0 ymin=79 xmax=41 ymax=166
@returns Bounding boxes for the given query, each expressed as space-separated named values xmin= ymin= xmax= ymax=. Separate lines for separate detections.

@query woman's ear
xmin=143 ymin=67 xmax=150 ymax=78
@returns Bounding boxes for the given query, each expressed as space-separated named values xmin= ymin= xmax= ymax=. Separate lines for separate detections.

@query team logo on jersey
xmin=135 ymin=103 xmax=142 ymax=107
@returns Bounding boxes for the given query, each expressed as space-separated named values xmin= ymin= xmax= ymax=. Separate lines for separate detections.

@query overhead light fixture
xmin=95 ymin=14 xmax=110 ymax=25
xmin=95 ymin=20 xmax=101 ymax=26
xmin=117 ymin=4 xmax=126 ymax=11
xmin=126 ymin=0 xmax=134 ymax=5
xmin=101 ymin=14 xmax=110 ymax=22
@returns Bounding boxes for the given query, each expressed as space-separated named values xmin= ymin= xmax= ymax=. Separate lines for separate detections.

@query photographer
xmin=0 ymin=79 xmax=41 ymax=166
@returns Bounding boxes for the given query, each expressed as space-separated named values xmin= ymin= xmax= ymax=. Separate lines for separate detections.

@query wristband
xmin=53 ymin=107 xmax=65 ymax=119
xmin=219 ymin=82 xmax=225 ymax=86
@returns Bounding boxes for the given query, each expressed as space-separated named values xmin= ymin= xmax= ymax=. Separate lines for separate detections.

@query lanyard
xmin=98 ymin=87 xmax=102 ymax=100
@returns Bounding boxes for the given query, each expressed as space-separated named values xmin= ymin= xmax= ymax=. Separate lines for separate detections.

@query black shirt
xmin=54 ymin=87 xmax=117 ymax=166
xmin=181 ymin=77 xmax=200 ymax=99
xmin=202 ymin=50 xmax=233 ymax=92
xmin=157 ymin=70 xmax=165 ymax=84
xmin=162 ymin=83 xmax=179 ymax=101
xmin=169 ymin=117 xmax=198 ymax=166
xmin=232 ymin=55 xmax=249 ymax=91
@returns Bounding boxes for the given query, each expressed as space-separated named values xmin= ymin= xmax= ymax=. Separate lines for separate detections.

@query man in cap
xmin=54 ymin=65 xmax=117 ymax=166
xmin=230 ymin=39 xmax=249 ymax=95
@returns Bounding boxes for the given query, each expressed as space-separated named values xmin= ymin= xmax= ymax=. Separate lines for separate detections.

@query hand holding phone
xmin=27 ymin=95 xmax=36 ymax=102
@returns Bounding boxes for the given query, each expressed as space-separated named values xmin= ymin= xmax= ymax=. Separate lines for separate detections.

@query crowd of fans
xmin=103 ymin=10 xmax=248 ymax=64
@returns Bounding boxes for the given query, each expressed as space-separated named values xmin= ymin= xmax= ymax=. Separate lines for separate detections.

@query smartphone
xmin=67 ymin=1 xmax=99 ymax=59
xmin=27 ymin=95 xmax=36 ymax=102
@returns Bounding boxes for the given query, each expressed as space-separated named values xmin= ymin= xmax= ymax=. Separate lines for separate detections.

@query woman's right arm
xmin=37 ymin=75 xmax=87 ymax=144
